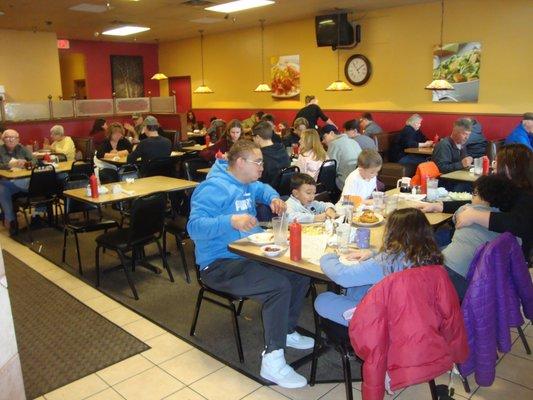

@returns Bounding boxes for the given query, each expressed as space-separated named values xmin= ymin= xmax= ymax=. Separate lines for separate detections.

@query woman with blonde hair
xmin=296 ymin=128 xmax=327 ymax=180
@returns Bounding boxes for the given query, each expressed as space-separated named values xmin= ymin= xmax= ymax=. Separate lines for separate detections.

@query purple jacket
xmin=458 ymin=233 xmax=533 ymax=386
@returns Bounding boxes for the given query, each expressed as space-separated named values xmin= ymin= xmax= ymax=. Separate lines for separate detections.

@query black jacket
xmin=96 ymin=138 xmax=132 ymax=158
xmin=465 ymin=120 xmax=487 ymax=158
xmin=432 ymin=137 xmax=467 ymax=173
xmin=294 ymin=104 xmax=328 ymax=128
xmin=389 ymin=125 xmax=427 ymax=162
xmin=127 ymin=135 xmax=172 ymax=164
xmin=260 ymin=143 xmax=291 ymax=187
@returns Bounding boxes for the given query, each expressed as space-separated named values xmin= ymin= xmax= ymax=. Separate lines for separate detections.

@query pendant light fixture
xmin=193 ymin=30 xmax=214 ymax=94
xmin=254 ymin=19 xmax=272 ymax=92
xmin=425 ymin=0 xmax=454 ymax=90
xmin=151 ymin=73 xmax=168 ymax=80
xmin=326 ymin=14 xmax=352 ymax=91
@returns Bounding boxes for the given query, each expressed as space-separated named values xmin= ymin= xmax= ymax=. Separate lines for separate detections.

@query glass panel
xmin=51 ymin=100 xmax=75 ymax=118
xmin=150 ymin=96 xmax=175 ymax=113
xmin=115 ymin=97 xmax=150 ymax=114
xmin=4 ymin=102 xmax=50 ymax=121
xmin=75 ymin=99 xmax=114 ymax=117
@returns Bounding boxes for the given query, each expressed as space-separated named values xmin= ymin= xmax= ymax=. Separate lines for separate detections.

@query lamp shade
xmin=193 ymin=85 xmax=214 ymax=94
xmin=254 ymin=83 xmax=272 ymax=92
xmin=425 ymin=79 xmax=454 ymax=90
xmin=151 ymin=73 xmax=168 ymax=80
xmin=325 ymin=80 xmax=352 ymax=91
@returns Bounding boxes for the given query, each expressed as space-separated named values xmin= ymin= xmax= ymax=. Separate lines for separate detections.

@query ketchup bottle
xmin=43 ymin=153 xmax=51 ymax=163
xmin=289 ymin=219 xmax=302 ymax=261
xmin=205 ymin=135 xmax=211 ymax=147
xmin=89 ymin=174 xmax=99 ymax=198
xmin=215 ymin=149 xmax=224 ymax=159
xmin=482 ymin=156 xmax=490 ymax=175
xmin=421 ymin=173 xmax=428 ymax=194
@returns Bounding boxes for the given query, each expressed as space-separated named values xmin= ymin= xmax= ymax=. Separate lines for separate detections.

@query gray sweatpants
xmin=200 ymin=258 xmax=310 ymax=353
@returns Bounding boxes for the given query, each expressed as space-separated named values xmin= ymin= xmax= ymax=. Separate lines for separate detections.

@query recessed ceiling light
xmin=205 ymin=0 xmax=274 ymax=14
xmin=69 ymin=3 xmax=109 ymax=13
xmin=102 ymin=25 xmax=150 ymax=36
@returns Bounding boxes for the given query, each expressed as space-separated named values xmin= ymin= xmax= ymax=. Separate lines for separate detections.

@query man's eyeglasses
xmin=3 ymin=136 xmax=19 ymax=141
xmin=243 ymin=158 xmax=263 ymax=166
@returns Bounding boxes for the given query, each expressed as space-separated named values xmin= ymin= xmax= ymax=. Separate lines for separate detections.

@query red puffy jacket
xmin=349 ymin=265 xmax=468 ymax=400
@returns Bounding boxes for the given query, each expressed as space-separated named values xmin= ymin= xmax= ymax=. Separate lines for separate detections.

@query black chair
xmin=69 ymin=160 xmax=94 ymax=177
xmin=61 ymin=174 xmax=119 ymax=275
xmin=163 ymin=215 xmax=191 ymax=283
xmin=140 ymin=156 xmax=177 ymax=178
xmin=190 ymin=266 xmax=247 ymax=362
xmin=99 ymin=168 xmax=119 ymax=184
xmin=14 ymin=164 xmax=59 ymax=242
xmin=176 ymin=139 xmax=197 ymax=150
xmin=118 ymin=164 xmax=139 ymax=181
xmin=316 ymin=159 xmax=337 ymax=196
xmin=275 ymin=165 xmax=300 ymax=196
xmin=95 ymin=192 xmax=172 ymax=300
xmin=182 ymin=158 xmax=212 ymax=182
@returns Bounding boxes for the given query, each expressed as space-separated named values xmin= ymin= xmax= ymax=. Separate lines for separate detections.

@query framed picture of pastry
xmin=270 ymin=54 xmax=300 ymax=100
xmin=431 ymin=42 xmax=481 ymax=102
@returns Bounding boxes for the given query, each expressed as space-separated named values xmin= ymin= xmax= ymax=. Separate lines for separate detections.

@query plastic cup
xmin=337 ymin=223 xmax=351 ymax=253
xmin=355 ymin=228 xmax=370 ymax=249
xmin=343 ymin=204 xmax=354 ymax=224
xmin=384 ymin=194 xmax=399 ymax=216
xmin=372 ymin=191 xmax=385 ymax=213
xmin=272 ymin=216 xmax=289 ymax=246
xmin=473 ymin=157 xmax=483 ymax=175
xmin=426 ymin=178 xmax=439 ymax=202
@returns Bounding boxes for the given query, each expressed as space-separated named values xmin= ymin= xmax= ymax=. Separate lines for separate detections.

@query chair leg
xmin=461 ymin=374 xmax=471 ymax=393
xmin=230 ymin=301 xmax=245 ymax=363
xmin=73 ymin=232 xmax=83 ymax=275
xmin=156 ymin=239 xmax=174 ymax=282
xmin=175 ymin=234 xmax=191 ymax=283
xmin=190 ymin=288 xmax=205 ymax=336
xmin=62 ymin=229 xmax=68 ymax=262
xmin=22 ymin=208 xmax=33 ymax=243
xmin=309 ymin=281 xmax=321 ymax=386
xmin=95 ymin=245 xmax=101 ymax=287
xmin=236 ymin=300 xmax=244 ymax=316
xmin=517 ymin=326 xmax=531 ymax=354
xmin=117 ymin=249 xmax=139 ymax=300
xmin=340 ymin=348 xmax=353 ymax=400
xmin=428 ymin=379 xmax=438 ymax=400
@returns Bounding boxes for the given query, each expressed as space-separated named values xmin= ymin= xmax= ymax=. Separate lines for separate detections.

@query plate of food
xmin=353 ymin=210 xmax=384 ymax=227
xmin=448 ymin=192 xmax=473 ymax=201
xmin=271 ymin=61 xmax=300 ymax=98
xmin=261 ymin=244 xmax=285 ymax=257
xmin=247 ymin=232 xmax=274 ymax=245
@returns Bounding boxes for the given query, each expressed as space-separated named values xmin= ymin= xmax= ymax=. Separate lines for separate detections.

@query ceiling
xmin=0 ymin=0 xmax=437 ymax=43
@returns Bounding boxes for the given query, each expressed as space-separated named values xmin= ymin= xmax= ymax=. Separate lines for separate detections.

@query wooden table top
xmin=0 ymin=161 xmax=74 ymax=180
xmin=63 ymin=175 xmax=197 ymax=205
xmin=100 ymin=151 xmax=185 ymax=166
xmin=229 ymin=190 xmax=452 ymax=280
xmin=182 ymin=144 xmax=206 ymax=152
xmin=440 ymin=169 xmax=479 ymax=182
xmin=404 ymin=147 xmax=434 ymax=155
xmin=197 ymin=167 xmax=211 ymax=174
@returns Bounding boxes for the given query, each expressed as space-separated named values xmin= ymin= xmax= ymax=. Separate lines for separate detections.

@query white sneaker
xmin=286 ymin=331 xmax=315 ymax=350
xmin=260 ymin=349 xmax=307 ymax=388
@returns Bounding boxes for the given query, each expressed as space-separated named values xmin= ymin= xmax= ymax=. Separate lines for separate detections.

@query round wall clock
xmin=344 ymin=54 xmax=372 ymax=86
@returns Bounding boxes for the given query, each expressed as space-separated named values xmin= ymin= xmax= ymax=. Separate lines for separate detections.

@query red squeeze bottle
xmin=421 ymin=173 xmax=428 ymax=194
xmin=89 ymin=174 xmax=99 ymax=198
xmin=215 ymin=150 xmax=224 ymax=159
xmin=289 ymin=219 xmax=302 ymax=261
xmin=482 ymin=156 xmax=490 ymax=175
xmin=205 ymin=135 xmax=211 ymax=147
xmin=43 ymin=153 xmax=51 ymax=162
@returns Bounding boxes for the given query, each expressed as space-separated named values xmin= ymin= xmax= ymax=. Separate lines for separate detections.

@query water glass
xmin=355 ymin=228 xmax=371 ymax=249
xmin=271 ymin=216 xmax=289 ymax=246
xmin=343 ymin=204 xmax=354 ymax=224
xmin=372 ymin=191 xmax=385 ymax=213
xmin=337 ymin=223 xmax=351 ymax=253
xmin=426 ymin=178 xmax=439 ymax=202
xmin=384 ymin=194 xmax=399 ymax=216
xmin=473 ymin=157 xmax=483 ymax=175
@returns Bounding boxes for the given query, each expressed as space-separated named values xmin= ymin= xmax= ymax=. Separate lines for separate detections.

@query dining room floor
xmin=1 ymin=227 xmax=531 ymax=400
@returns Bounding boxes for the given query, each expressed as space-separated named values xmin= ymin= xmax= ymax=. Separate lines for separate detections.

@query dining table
xmin=440 ymin=169 xmax=479 ymax=183
xmin=181 ymin=144 xmax=207 ymax=152
xmin=100 ymin=151 xmax=185 ymax=166
xmin=0 ymin=161 xmax=74 ymax=180
xmin=197 ymin=167 xmax=211 ymax=175
xmin=404 ymin=147 xmax=434 ymax=155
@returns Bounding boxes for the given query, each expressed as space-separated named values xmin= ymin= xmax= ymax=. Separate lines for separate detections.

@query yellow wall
xmin=0 ymin=29 xmax=62 ymax=101
xmin=59 ymin=52 xmax=87 ymax=99
xmin=159 ymin=0 xmax=532 ymax=114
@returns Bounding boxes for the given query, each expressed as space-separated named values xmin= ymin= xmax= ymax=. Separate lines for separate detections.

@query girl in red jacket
xmin=315 ymin=208 xmax=443 ymax=326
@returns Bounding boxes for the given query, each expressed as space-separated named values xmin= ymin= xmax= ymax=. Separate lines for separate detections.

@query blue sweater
xmin=505 ymin=123 xmax=533 ymax=151
xmin=187 ymin=159 xmax=279 ymax=269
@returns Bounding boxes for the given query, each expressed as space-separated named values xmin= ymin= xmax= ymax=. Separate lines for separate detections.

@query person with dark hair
xmin=260 ymin=114 xmax=282 ymax=143
xmin=252 ymin=121 xmax=290 ymax=187
xmin=359 ymin=112 xmax=383 ymax=136
xmin=294 ymin=95 xmax=335 ymax=129
xmin=199 ymin=119 xmax=242 ymax=162
xmin=443 ymin=174 xmax=519 ymax=299
xmin=505 ymin=112 xmax=533 ymax=150
xmin=282 ymin=117 xmax=308 ymax=147
xmin=432 ymin=118 xmax=473 ymax=174
xmin=465 ymin=118 xmax=487 ymax=158
xmin=127 ymin=115 xmax=171 ymax=165
xmin=187 ymin=140 xmax=313 ymax=388
xmin=343 ymin=119 xmax=377 ymax=150
xmin=286 ymin=173 xmax=336 ymax=223
xmin=315 ymin=208 xmax=444 ymax=326
xmin=186 ymin=110 xmax=198 ymax=131
xmin=89 ymin=118 xmax=107 ymax=147
xmin=389 ymin=114 xmax=433 ymax=163
xmin=96 ymin=122 xmax=132 ymax=159
xmin=241 ymin=111 xmax=264 ymax=133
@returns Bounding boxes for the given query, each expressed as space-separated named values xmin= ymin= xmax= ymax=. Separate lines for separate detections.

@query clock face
xmin=345 ymin=54 xmax=372 ymax=86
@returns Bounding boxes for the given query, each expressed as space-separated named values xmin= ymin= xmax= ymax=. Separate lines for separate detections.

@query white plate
xmin=448 ymin=192 xmax=472 ymax=201
xmin=247 ymin=232 xmax=274 ymax=245
xmin=260 ymin=245 xmax=285 ymax=257
xmin=353 ymin=212 xmax=384 ymax=227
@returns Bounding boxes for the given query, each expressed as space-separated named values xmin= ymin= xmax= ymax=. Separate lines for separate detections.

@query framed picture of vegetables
xmin=431 ymin=42 xmax=481 ymax=102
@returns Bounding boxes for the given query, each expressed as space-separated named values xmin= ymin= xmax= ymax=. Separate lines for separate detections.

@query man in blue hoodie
xmin=187 ymin=140 xmax=313 ymax=389
xmin=505 ymin=112 xmax=533 ymax=151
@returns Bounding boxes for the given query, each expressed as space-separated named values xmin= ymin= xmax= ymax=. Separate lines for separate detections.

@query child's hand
xmin=314 ymin=213 xmax=327 ymax=222
xmin=346 ymin=249 xmax=373 ymax=261
xmin=325 ymin=208 xmax=337 ymax=219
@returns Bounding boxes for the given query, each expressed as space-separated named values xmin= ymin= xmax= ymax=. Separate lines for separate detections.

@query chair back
xmin=72 ymin=137 xmax=94 ymax=161
xmin=316 ymin=159 xmax=337 ymax=194
xmin=176 ymin=139 xmax=197 ymax=150
xmin=182 ymin=158 xmax=212 ymax=182
xmin=410 ymin=161 xmax=440 ymax=186
xmin=128 ymin=192 xmax=167 ymax=244
xmin=28 ymin=165 xmax=58 ymax=199
xmin=486 ymin=140 xmax=504 ymax=162
xmin=51 ymin=153 xmax=68 ymax=162
xmin=141 ymin=157 xmax=176 ymax=178
xmin=371 ymin=131 xmax=401 ymax=162
xmin=99 ymin=168 xmax=119 ymax=184
xmin=70 ymin=160 xmax=94 ymax=177
xmin=276 ymin=165 xmax=300 ymax=196
xmin=161 ymin=130 xmax=178 ymax=147
xmin=118 ymin=164 xmax=139 ymax=181
xmin=63 ymin=174 xmax=97 ymax=216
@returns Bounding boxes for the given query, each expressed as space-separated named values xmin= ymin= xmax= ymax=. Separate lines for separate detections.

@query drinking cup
xmin=426 ymin=178 xmax=439 ymax=202
xmin=337 ymin=223 xmax=351 ymax=253
xmin=272 ymin=216 xmax=289 ymax=246
xmin=473 ymin=157 xmax=483 ymax=175
xmin=355 ymin=228 xmax=370 ymax=249
xmin=372 ymin=191 xmax=385 ymax=213
xmin=384 ymin=194 xmax=399 ymax=216
xmin=343 ymin=204 xmax=354 ymax=224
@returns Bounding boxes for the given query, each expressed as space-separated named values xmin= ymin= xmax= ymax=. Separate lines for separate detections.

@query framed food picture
xmin=270 ymin=54 xmax=300 ymax=100
xmin=431 ymin=42 xmax=481 ymax=102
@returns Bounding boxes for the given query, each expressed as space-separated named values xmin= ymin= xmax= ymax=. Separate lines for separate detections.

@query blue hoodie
xmin=187 ymin=159 xmax=280 ymax=269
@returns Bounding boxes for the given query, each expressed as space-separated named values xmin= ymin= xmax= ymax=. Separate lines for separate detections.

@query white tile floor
xmin=0 ymin=231 xmax=531 ymax=400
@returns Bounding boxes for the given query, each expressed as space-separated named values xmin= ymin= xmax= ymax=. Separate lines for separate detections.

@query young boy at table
xmin=314 ymin=208 xmax=444 ymax=326
xmin=187 ymin=140 xmax=314 ymax=389
xmin=286 ymin=173 xmax=336 ymax=223
xmin=336 ymin=149 xmax=383 ymax=209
